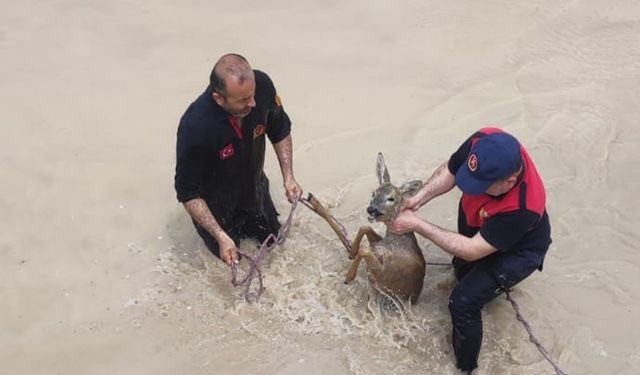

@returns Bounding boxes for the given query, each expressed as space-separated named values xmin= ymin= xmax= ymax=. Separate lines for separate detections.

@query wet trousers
xmin=449 ymin=251 xmax=541 ymax=372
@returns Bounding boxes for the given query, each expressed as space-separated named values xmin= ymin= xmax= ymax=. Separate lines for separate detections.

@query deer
xmin=306 ymin=153 xmax=426 ymax=304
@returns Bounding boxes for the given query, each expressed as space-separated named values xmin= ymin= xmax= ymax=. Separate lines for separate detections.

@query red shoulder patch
xmin=253 ymin=124 xmax=266 ymax=139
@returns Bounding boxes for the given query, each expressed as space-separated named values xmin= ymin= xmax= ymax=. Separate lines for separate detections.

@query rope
xmin=505 ymin=289 xmax=568 ymax=375
xmin=425 ymin=261 xmax=452 ymax=266
xmin=229 ymin=195 xmax=300 ymax=302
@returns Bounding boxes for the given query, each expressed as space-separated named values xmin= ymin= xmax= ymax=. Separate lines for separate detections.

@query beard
xmin=229 ymin=106 xmax=252 ymax=118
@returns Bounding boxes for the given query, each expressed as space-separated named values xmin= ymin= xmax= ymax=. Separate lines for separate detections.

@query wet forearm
xmin=183 ymin=198 xmax=226 ymax=242
xmin=273 ymin=134 xmax=295 ymax=181
xmin=413 ymin=220 xmax=478 ymax=261
xmin=417 ymin=161 xmax=456 ymax=206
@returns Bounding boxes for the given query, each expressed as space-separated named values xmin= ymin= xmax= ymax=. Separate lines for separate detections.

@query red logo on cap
xmin=219 ymin=143 xmax=235 ymax=160
xmin=468 ymin=154 xmax=478 ymax=172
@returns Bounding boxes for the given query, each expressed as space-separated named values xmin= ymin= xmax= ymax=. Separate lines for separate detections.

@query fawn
xmin=307 ymin=153 xmax=426 ymax=304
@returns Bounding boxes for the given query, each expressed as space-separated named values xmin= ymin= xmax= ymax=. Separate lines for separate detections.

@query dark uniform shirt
xmin=175 ymin=70 xmax=291 ymax=235
xmin=447 ymin=134 xmax=551 ymax=266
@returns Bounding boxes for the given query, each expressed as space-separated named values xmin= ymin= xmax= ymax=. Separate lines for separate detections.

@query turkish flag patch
xmin=219 ymin=143 xmax=235 ymax=160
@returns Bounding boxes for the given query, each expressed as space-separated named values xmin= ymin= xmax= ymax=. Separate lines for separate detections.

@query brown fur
xmin=307 ymin=153 xmax=426 ymax=304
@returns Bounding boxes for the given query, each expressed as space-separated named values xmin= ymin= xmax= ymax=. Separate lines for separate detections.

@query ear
xmin=505 ymin=174 xmax=519 ymax=189
xmin=399 ymin=180 xmax=423 ymax=197
xmin=212 ymin=92 xmax=225 ymax=106
xmin=376 ymin=153 xmax=391 ymax=185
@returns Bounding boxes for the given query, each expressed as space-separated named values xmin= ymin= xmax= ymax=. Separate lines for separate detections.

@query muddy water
xmin=2 ymin=0 xmax=640 ymax=374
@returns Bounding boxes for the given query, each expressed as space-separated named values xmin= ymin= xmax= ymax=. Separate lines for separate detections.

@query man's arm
xmin=183 ymin=198 xmax=238 ymax=265
xmin=260 ymin=71 xmax=301 ymax=202
xmin=412 ymin=219 xmax=496 ymax=261
xmin=403 ymin=160 xmax=456 ymax=210
xmin=272 ymin=134 xmax=302 ymax=202
xmin=389 ymin=210 xmax=496 ymax=262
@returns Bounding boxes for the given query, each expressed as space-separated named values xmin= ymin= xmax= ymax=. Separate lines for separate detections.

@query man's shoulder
xmin=254 ymin=70 xmax=277 ymax=96
xmin=180 ymin=91 xmax=218 ymax=129
xmin=254 ymin=69 xmax=273 ymax=85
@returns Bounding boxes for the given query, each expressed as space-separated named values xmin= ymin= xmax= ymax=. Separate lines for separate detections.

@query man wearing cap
xmin=389 ymin=127 xmax=551 ymax=373
xmin=175 ymin=54 xmax=303 ymax=267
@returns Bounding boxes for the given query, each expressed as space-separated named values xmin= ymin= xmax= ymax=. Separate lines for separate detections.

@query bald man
xmin=175 ymin=54 xmax=302 ymax=266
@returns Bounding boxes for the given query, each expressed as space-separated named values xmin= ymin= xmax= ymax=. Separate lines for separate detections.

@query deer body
xmin=361 ymin=229 xmax=425 ymax=303
xmin=308 ymin=153 xmax=427 ymax=304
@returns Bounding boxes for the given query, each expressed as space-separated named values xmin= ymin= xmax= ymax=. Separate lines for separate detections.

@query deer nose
xmin=367 ymin=206 xmax=378 ymax=215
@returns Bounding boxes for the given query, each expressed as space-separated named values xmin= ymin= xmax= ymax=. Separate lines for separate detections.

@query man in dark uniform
xmin=389 ymin=127 xmax=552 ymax=373
xmin=175 ymin=54 xmax=303 ymax=266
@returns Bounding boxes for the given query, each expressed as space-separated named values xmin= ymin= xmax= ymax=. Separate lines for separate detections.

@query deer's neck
xmin=380 ymin=226 xmax=418 ymax=250
xmin=383 ymin=226 xmax=415 ymax=241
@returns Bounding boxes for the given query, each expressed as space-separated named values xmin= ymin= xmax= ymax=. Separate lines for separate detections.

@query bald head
xmin=210 ymin=53 xmax=254 ymax=98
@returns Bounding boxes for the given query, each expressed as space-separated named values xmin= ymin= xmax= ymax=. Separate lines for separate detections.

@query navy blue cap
xmin=455 ymin=132 xmax=522 ymax=195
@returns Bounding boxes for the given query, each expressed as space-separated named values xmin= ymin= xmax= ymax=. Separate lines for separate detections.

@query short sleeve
xmin=255 ymin=71 xmax=291 ymax=144
xmin=174 ymin=121 xmax=207 ymax=202
xmin=266 ymin=94 xmax=291 ymax=144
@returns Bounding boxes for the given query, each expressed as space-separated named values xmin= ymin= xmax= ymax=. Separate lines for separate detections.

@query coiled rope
xmin=229 ymin=195 xmax=301 ymax=302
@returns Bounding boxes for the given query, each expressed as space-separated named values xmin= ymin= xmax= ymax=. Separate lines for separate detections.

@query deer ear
xmin=376 ymin=153 xmax=391 ymax=185
xmin=399 ymin=180 xmax=423 ymax=197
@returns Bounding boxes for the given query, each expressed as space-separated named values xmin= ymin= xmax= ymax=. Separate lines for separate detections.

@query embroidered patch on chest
xmin=219 ymin=143 xmax=235 ymax=160
xmin=253 ymin=124 xmax=266 ymax=139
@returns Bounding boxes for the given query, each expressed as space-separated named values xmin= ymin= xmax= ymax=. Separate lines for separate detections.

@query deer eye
xmin=387 ymin=197 xmax=395 ymax=202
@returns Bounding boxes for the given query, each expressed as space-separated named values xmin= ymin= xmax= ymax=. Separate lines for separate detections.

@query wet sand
xmin=2 ymin=1 xmax=640 ymax=374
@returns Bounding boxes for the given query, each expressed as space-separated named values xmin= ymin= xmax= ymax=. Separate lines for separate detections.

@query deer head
xmin=367 ymin=153 xmax=422 ymax=223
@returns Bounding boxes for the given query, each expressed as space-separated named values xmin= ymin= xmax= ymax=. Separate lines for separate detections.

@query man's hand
xmin=388 ymin=209 xmax=421 ymax=235
xmin=218 ymin=234 xmax=239 ymax=266
xmin=284 ymin=177 xmax=303 ymax=203
xmin=401 ymin=193 xmax=423 ymax=211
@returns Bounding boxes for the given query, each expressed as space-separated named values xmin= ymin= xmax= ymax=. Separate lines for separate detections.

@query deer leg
xmin=306 ymin=193 xmax=351 ymax=254
xmin=345 ymin=252 xmax=364 ymax=283
xmin=344 ymin=226 xmax=366 ymax=282
xmin=350 ymin=226 xmax=382 ymax=259
xmin=364 ymin=229 xmax=383 ymax=244
xmin=345 ymin=245 xmax=384 ymax=284
xmin=345 ymin=226 xmax=384 ymax=283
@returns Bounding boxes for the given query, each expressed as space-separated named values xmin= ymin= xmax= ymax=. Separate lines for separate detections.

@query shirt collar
xmin=205 ymin=85 xmax=232 ymax=121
